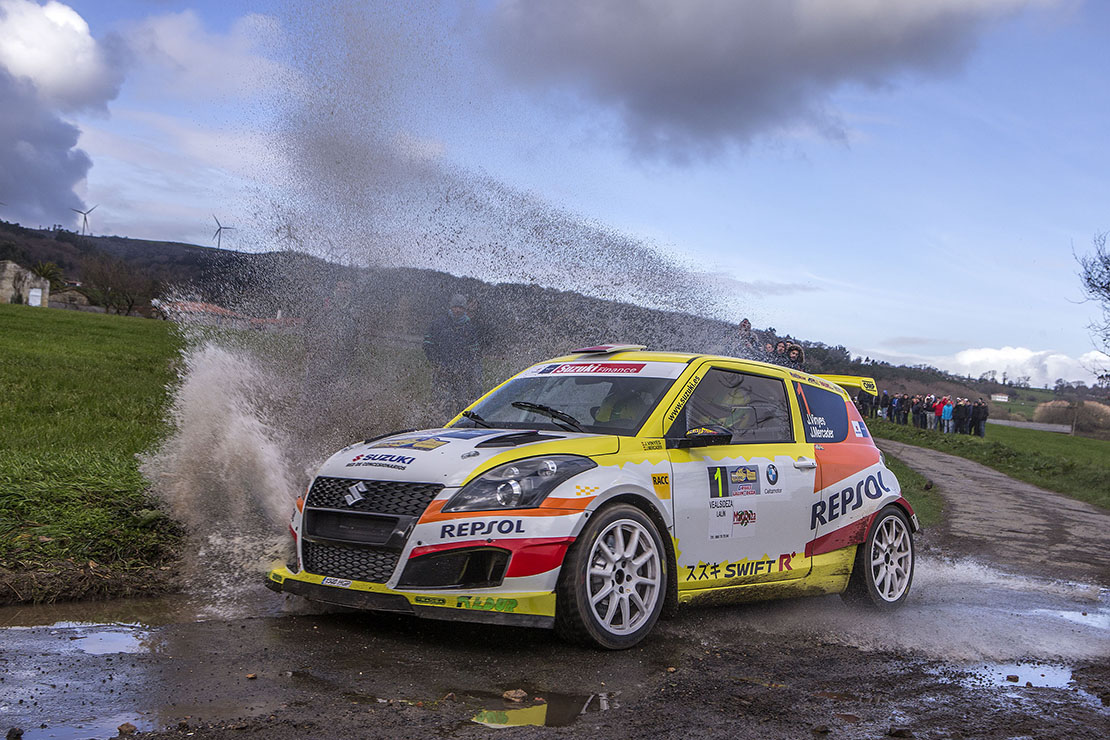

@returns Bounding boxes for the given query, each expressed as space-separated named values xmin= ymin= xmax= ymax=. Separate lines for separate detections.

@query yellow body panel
xmin=268 ymin=566 xmax=557 ymax=617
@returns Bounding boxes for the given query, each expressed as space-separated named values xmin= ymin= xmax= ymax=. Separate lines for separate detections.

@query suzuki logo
xmin=345 ymin=481 xmax=367 ymax=506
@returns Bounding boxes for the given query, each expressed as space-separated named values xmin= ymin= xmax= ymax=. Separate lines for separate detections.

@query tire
xmin=555 ymin=503 xmax=667 ymax=649
xmin=842 ymin=506 xmax=915 ymax=609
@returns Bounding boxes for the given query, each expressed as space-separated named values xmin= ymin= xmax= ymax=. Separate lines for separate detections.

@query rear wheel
xmin=842 ymin=506 xmax=914 ymax=609
xmin=555 ymin=503 xmax=666 ymax=649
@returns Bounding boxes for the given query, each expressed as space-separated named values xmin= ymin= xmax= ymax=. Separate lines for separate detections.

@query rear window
xmin=792 ymin=382 xmax=849 ymax=443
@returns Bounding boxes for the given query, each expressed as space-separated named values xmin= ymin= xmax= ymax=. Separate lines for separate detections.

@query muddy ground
xmin=2 ymin=445 xmax=1108 ymax=740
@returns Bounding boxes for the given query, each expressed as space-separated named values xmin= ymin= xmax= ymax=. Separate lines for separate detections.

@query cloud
xmin=123 ymin=10 xmax=288 ymax=101
xmin=0 ymin=0 xmax=124 ymax=111
xmin=692 ymin=271 xmax=819 ymax=298
xmin=0 ymin=0 xmax=125 ymax=225
xmin=488 ymin=0 xmax=1048 ymax=160
xmin=867 ymin=345 xmax=1110 ymax=386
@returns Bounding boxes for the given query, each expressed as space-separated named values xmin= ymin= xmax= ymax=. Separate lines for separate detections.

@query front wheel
xmin=555 ymin=503 xmax=667 ymax=649
xmin=842 ymin=506 xmax=915 ymax=609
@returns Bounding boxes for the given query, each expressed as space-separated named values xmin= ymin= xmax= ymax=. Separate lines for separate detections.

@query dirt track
xmin=877 ymin=439 xmax=1110 ymax=586
xmin=3 ymin=444 xmax=1109 ymax=740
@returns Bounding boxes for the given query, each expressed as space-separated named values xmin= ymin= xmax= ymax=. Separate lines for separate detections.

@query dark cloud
xmin=0 ymin=68 xmax=90 ymax=226
xmin=0 ymin=0 xmax=128 ymax=227
xmin=488 ymin=0 xmax=1038 ymax=161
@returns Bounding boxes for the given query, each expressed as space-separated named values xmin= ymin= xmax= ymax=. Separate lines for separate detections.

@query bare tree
xmin=81 ymin=255 xmax=159 ymax=316
xmin=1078 ymin=231 xmax=1110 ymax=359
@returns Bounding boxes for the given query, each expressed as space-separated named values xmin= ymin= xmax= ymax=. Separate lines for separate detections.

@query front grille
xmin=306 ymin=477 xmax=443 ymax=517
xmin=302 ymin=541 xmax=400 ymax=584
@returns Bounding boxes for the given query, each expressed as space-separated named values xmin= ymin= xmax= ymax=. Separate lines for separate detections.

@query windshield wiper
xmin=461 ymin=410 xmax=492 ymax=428
xmin=510 ymin=401 xmax=586 ymax=433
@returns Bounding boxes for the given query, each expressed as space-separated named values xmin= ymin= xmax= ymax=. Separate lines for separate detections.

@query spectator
xmin=899 ymin=394 xmax=911 ymax=425
xmin=733 ymin=318 xmax=761 ymax=359
xmin=785 ymin=343 xmax=805 ymax=370
xmin=941 ymin=397 xmax=954 ymax=433
xmin=972 ymin=398 xmax=989 ymax=437
xmin=423 ymin=293 xmax=481 ymax=410
xmin=954 ymin=398 xmax=970 ymax=434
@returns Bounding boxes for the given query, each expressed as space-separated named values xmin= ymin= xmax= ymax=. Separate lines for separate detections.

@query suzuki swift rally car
xmin=266 ymin=345 xmax=918 ymax=649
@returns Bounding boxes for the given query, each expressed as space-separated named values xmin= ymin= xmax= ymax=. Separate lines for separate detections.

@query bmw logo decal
xmin=766 ymin=464 xmax=779 ymax=485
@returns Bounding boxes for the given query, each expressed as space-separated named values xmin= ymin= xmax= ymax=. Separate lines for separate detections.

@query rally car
xmin=266 ymin=345 xmax=917 ymax=649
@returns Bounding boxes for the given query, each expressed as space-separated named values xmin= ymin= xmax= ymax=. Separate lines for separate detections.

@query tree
xmin=81 ymin=255 xmax=159 ymax=316
xmin=1078 ymin=231 xmax=1110 ymax=369
xmin=31 ymin=261 xmax=65 ymax=291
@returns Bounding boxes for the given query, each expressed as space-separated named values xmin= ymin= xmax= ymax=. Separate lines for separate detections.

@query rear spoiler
xmin=816 ymin=374 xmax=878 ymax=397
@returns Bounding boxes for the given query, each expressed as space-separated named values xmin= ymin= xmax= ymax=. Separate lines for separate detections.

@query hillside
xmin=3 ymin=219 xmax=1106 ymax=409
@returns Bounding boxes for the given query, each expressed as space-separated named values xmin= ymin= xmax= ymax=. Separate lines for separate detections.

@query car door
xmin=666 ymin=363 xmax=816 ymax=590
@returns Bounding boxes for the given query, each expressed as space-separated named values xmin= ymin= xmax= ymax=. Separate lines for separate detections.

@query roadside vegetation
xmin=881 ymin=453 xmax=943 ymax=529
xmin=0 ymin=304 xmax=181 ymax=603
xmin=871 ymin=419 xmax=1110 ymax=511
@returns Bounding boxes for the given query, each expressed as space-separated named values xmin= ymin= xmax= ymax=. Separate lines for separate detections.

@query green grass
xmin=882 ymin=452 xmax=943 ymax=529
xmin=0 ymin=304 xmax=181 ymax=579
xmin=870 ymin=418 xmax=1110 ymax=511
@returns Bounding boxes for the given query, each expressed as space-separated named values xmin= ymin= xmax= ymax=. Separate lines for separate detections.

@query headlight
xmin=443 ymin=455 xmax=597 ymax=512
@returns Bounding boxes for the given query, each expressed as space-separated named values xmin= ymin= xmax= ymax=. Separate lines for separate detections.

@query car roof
xmin=540 ymin=349 xmax=850 ymax=398
xmin=545 ymin=349 xmax=778 ymax=371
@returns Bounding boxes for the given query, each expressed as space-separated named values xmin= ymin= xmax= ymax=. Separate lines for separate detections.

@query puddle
xmin=687 ymin=556 xmax=1110 ymax=663
xmin=961 ymin=661 xmax=1074 ymax=689
xmin=63 ymin=625 xmax=152 ymax=656
xmin=470 ymin=692 xmax=618 ymax=728
xmin=24 ymin=712 xmax=157 ymax=740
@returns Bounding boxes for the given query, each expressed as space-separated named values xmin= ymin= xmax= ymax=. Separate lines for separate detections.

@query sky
xmin=1 ymin=0 xmax=1109 ymax=386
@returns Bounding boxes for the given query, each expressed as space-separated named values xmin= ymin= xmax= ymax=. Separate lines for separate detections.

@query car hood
xmin=316 ymin=428 xmax=620 ymax=487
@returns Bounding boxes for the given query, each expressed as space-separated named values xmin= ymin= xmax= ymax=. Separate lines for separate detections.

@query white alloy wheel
xmin=869 ymin=513 xmax=912 ymax=602
xmin=555 ymin=503 xmax=668 ymax=649
xmin=842 ymin=506 xmax=915 ymax=610
xmin=586 ymin=518 xmax=663 ymax=635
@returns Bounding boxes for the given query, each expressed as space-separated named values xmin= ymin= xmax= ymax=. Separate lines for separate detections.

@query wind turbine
xmin=71 ymin=205 xmax=98 ymax=235
xmin=213 ymin=215 xmax=235 ymax=249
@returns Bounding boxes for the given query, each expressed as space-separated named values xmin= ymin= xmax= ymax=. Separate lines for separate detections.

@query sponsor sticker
xmin=708 ymin=465 xmax=761 ymax=497
xmin=851 ymin=420 xmax=870 ymax=438
xmin=811 ymin=471 xmax=892 ymax=529
xmin=641 ymin=439 xmax=664 ymax=451
xmin=413 ymin=595 xmax=446 ymax=605
xmin=682 ymin=552 xmax=796 ymax=582
xmin=440 ymin=519 xmax=525 ymax=539
xmin=766 ymin=464 xmax=779 ymax=485
xmin=651 ymin=473 xmax=671 ymax=499
xmin=345 ymin=453 xmax=416 ymax=470
xmin=456 ymin=596 xmax=518 ymax=613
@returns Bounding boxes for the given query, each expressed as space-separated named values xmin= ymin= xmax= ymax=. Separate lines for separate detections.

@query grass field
xmin=882 ymin=453 xmax=944 ymax=529
xmin=870 ymin=418 xmax=1110 ymax=511
xmin=0 ymin=304 xmax=181 ymax=602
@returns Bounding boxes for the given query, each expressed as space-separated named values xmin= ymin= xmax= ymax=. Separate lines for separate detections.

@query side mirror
xmin=669 ymin=425 xmax=733 ymax=449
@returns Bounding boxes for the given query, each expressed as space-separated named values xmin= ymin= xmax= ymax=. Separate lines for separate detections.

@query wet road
xmin=2 ymin=449 xmax=1110 ymax=739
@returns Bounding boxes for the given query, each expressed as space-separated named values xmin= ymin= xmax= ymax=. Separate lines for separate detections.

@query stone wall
xmin=0 ymin=260 xmax=50 ymax=306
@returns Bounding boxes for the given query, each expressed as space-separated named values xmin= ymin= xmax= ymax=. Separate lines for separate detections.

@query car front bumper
xmin=265 ymin=566 xmax=556 ymax=629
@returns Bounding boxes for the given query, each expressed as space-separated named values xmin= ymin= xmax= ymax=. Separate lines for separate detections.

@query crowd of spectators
xmin=731 ymin=318 xmax=806 ymax=370
xmin=857 ymin=391 xmax=990 ymax=437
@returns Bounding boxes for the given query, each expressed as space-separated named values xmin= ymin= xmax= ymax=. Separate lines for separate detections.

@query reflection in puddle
xmin=471 ymin=692 xmax=617 ymax=728
xmin=65 ymin=626 xmax=151 ymax=655
xmin=27 ymin=712 xmax=155 ymax=740
xmin=961 ymin=662 xmax=1073 ymax=688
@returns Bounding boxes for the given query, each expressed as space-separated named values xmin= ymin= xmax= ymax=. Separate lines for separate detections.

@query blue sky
xmin=2 ymin=0 xmax=1108 ymax=385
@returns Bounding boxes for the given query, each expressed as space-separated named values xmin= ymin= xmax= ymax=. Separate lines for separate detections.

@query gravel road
xmin=3 ymin=444 xmax=1108 ymax=740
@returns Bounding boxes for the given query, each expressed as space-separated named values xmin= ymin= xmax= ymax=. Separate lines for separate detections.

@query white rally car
xmin=267 ymin=345 xmax=917 ymax=649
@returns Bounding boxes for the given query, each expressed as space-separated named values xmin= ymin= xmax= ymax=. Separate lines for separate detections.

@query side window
xmin=666 ymin=368 xmax=792 ymax=444
xmin=792 ymin=381 xmax=850 ymax=443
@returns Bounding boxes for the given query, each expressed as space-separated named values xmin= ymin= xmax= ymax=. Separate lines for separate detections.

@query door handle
xmin=793 ymin=457 xmax=817 ymax=470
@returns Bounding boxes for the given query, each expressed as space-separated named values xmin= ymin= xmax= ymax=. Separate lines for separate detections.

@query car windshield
xmin=453 ymin=373 xmax=677 ymax=436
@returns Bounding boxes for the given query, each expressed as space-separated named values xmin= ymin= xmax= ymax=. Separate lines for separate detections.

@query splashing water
xmin=138 ymin=3 xmax=760 ymax=600
xmin=688 ymin=555 xmax=1110 ymax=663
